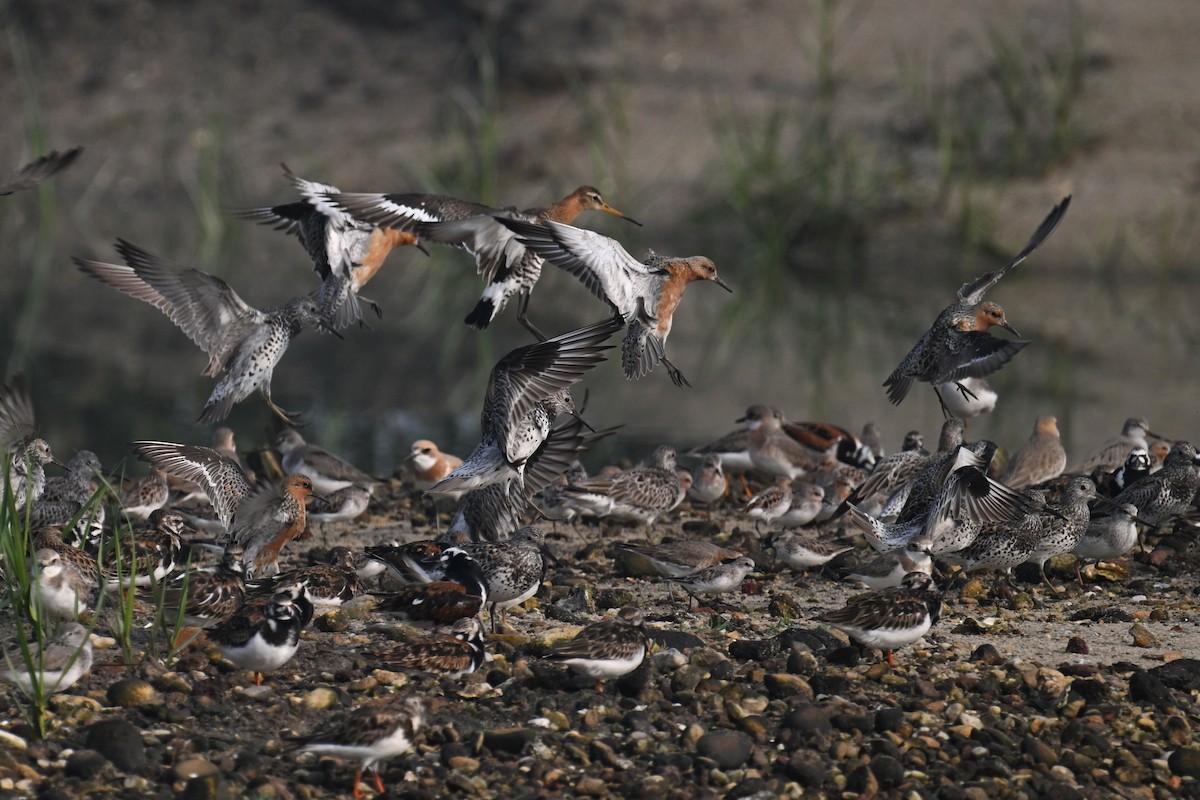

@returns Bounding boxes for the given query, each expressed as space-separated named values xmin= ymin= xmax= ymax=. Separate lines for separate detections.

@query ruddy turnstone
xmin=1004 ymin=415 xmax=1067 ymax=489
xmin=363 ymin=534 xmax=466 ymax=585
xmin=367 ymin=617 xmax=487 ymax=678
xmin=208 ymin=583 xmax=313 ymax=685
xmin=156 ymin=546 xmax=246 ymax=628
xmin=544 ymin=606 xmax=647 ymax=688
xmin=817 ymin=572 xmax=942 ymax=666
xmin=782 ymin=419 xmax=876 ymax=470
xmin=1096 ymin=447 xmax=1151 ymax=497
xmin=373 ymin=547 xmax=488 ymax=626
xmin=294 ymin=695 xmax=425 ymax=800
xmin=1111 ymin=441 xmax=1200 ymax=527
xmin=101 ymin=508 xmax=188 ymax=588
xmin=247 ymin=547 xmax=360 ymax=610
xmin=0 ymin=622 xmax=92 ymax=695
xmin=883 ymin=197 xmax=1069 ymax=414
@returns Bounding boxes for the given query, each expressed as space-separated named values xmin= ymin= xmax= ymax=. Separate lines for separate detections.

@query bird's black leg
xmin=954 ymin=381 xmax=979 ymax=402
xmin=516 ymin=294 xmax=548 ymax=342
xmin=661 ymin=357 xmax=692 ymax=388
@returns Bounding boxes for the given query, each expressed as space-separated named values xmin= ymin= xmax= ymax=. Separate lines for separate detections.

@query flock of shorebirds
xmin=3 ymin=150 xmax=1199 ymax=797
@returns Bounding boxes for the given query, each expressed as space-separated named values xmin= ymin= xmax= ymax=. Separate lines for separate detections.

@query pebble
xmin=1127 ymin=671 xmax=1174 ymax=707
xmin=85 ymin=719 xmax=146 ymax=773
xmin=64 ymin=749 xmax=107 ymax=779
xmin=1168 ymin=747 xmax=1200 ymax=778
xmin=302 ymin=687 xmax=338 ymax=709
xmin=763 ymin=673 xmax=812 ymax=699
xmin=173 ymin=758 xmax=219 ymax=780
xmin=106 ymin=678 xmax=159 ymax=708
xmin=695 ymin=729 xmax=753 ymax=769
xmin=1066 ymin=636 xmax=1089 ymax=654
xmin=1129 ymin=623 xmax=1158 ymax=647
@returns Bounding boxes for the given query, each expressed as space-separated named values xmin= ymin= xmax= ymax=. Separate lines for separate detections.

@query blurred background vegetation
xmin=1 ymin=0 xmax=1198 ymax=474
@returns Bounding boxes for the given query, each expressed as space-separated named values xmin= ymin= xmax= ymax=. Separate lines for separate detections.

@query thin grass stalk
xmin=6 ymin=29 xmax=56 ymax=376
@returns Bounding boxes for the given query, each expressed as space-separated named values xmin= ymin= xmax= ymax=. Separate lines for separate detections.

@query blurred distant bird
xmin=120 ymin=467 xmax=169 ymax=520
xmin=275 ymin=428 xmax=382 ymax=496
xmin=1004 ymin=415 xmax=1067 ymax=489
xmin=294 ymin=695 xmax=425 ymax=800
xmin=0 ymin=622 xmax=92 ymax=696
xmin=686 ymin=453 xmax=727 ymax=507
xmin=741 ymin=406 xmax=817 ymax=480
xmin=1067 ymin=416 xmax=1159 ymax=475
xmin=884 ymin=197 xmax=1070 ymax=414
xmin=615 ymin=540 xmax=743 ymax=579
xmin=775 ymin=483 xmax=826 ymax=528
xmin=232 ymin=164 xmax=422 ymax=328
xmin=498 ymin=216 xmax=731 ymax=386
xmin=306 ymin=485 xmax=372 ymax=527
xmin=76 ymin=240 xmax=340 ymax=424
xmin=743 ymin=477 xmax=792 ymax=529
xmin=0 ymin=147 xmax=82 ymax=195
xmin=0 ymin=374 xmax=59 ymax=512
xmin=324 ymin=184 xmax=641 ymax=337
xmin=407 ymin=440 xmax=463 ymax=492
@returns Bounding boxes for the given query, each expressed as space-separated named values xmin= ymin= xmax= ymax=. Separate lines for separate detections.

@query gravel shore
xmin=2 ymin=483 xmax=1199 ymax=800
